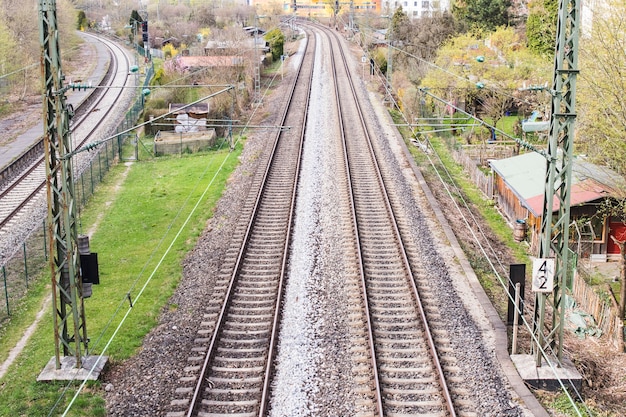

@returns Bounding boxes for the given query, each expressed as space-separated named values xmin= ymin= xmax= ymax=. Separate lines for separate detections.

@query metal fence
xmin=0 ymin=63 xmax=153 ymax=323
xmin=0 ymin=224 xmax=47 ymax=317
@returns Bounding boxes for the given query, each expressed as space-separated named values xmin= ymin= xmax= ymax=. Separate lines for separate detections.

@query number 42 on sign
xmin=532 ymin=258 xmax=555 ymax=292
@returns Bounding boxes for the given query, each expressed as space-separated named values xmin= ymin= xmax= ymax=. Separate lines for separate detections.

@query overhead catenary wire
xmin=419 ymin=132 xmax=588 ymax=417
xmin=348 ymin=14 xmax=552 ymax=112
xmin=50 ymin=17 xmax=592 ymax=416
xmin=338 ymin=12 xmax=591 ymax=415
xmin=342 ymin=24 xmax=527 ymax=279
xmin=64 ymin=85 xmax=235 ymax=158
xmin=50 ymin=125 xmax=236 ymax=417
xmin=52 ymin=45 xmax=289 ymax=416
xmin=352 ymin=37 xmax=591 ymax=417
xmin=399 ymin=88 xmax=591 ymax=414
xmin=419 ymin=88 xmax=547 ymax=157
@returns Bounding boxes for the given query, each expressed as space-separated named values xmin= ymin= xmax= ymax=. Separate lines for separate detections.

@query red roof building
xmin=490 ymin=152 xmax=625 ymax=260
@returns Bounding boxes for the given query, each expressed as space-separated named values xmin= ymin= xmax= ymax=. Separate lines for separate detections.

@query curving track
xmin=0 ymin=33 xmax=134 ymax=237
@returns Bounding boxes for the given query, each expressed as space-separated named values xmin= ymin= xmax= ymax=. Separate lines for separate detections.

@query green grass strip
xmin=0 ymin=142 xmax=242 ymax=416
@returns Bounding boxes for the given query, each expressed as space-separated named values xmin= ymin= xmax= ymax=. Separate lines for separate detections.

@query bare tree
xmin=577 ymin=0 xmax=626 ymax=175
xmin=480 ymin=88 xmax=514 ymax=131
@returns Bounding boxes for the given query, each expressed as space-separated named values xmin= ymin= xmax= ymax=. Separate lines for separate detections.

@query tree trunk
xmin=619 ymin=242 xmax=626 ymax=320
xmin=20 ymin=67 xmax=27 ymax=101
xmin=611 ymin=236 xmax=626 ymax=320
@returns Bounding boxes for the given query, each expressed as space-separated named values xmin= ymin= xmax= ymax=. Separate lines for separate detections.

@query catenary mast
xmin=534 ymin=0 xmax=580 ymax=366
xmin=38 ymin=0 xmax=88 ymax=369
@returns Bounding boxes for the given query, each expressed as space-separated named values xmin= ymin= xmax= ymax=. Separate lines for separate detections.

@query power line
xmin=53 ymin=50 xmax=291 ymax=415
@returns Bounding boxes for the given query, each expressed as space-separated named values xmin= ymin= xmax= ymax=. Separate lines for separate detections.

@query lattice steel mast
xmin=39 ymin=0 xmax=88 ymax=369
xmin=534 ymin=0 xmax=580 ymax=366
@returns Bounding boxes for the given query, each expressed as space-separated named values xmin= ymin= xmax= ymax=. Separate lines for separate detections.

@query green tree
xmin=0 ymin=19 xmax=19 ymax=101
xmin=130 ymin=10 xmax=144 ymax=26
xmin=390 ymin=6 xmax=410 ymax=41
xmin=371 ymin=46 xmax=388 ymax=75
xmin=0 ymin=20 xmax=17 ymax=63
xmin=526 ymin=0 xmax=558 ymax=55
xmin=129 ymin=10 xmax=144 ymax=46
xmin=419 ymin=28 xmax=550 ymax=127
xmin=452 ymin=0 xmax=511 ymax=31
xmin=77 ymin=10 xmax=88 ymax=31
xmin=264 ymin=28 xmax=284 ymax=62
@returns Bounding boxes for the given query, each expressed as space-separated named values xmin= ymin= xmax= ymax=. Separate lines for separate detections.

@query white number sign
xmin=532 ymin=258 xmax=555 ymax=293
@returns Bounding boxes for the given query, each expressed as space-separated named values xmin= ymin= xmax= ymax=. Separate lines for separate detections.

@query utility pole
xmin=38 ymin=0 xmax=87 ymax=370
xmin=533 ymin=0 xmax=580 ymax=366
xmin=253 ymin=14 xmax=266 ymax=105
xmin=382 ymin=11 xmax=392 ymax=103
xmin=387 ymin=20 xmax=392 ymax=94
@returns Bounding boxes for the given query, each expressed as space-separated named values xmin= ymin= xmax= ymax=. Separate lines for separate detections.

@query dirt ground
xmin=421 ymin=164 xmax=626 ymax=416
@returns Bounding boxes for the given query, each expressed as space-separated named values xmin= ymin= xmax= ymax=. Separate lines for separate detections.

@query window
xmin=404 ymin=1 xmax=408 ymax=6
xmin=414 ymin=1 xmax=418 ymax=6
xmin=422 ymin=0 xmax=429 ymax=8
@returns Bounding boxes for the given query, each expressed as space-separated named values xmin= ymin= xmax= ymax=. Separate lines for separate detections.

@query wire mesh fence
xmin=0 ymin=63 xmax=153 ymax=324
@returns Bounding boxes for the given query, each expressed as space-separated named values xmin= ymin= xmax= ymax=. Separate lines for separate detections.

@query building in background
xmin=380 ymin=0 xmax=450 ymax=18
xmin=263 ymin=0 xmax=382 ymax=18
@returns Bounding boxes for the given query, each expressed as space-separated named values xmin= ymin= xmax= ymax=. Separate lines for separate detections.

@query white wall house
xmin=580 ymin=0 xmax=618 ymax=38
xmin=381 ymin=0 xmax=450 ymax=19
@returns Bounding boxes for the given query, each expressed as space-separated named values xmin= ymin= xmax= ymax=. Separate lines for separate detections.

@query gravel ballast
xmin=105 ymin=29 xmax=539 ymax=416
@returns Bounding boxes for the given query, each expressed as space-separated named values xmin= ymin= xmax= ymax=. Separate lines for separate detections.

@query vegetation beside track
xmin=0 ymin=142 xmax=242 ymax=416
xmin=393 ymin=110 xmax=616 ymax=417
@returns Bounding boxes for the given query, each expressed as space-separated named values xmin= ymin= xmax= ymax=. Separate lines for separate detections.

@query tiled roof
xmin=524 ymin=179 xmax=612 ymax=216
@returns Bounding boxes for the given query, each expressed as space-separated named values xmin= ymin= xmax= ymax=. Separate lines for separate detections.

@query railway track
xmin=323 ymin=23 xmax=465 ymax=416
xmin=166 ymin=26 xmax=316 ymax=417
xmin=165 ymin=21 xmax=481 ymax=417
xmin=0 ymin=33 xmax=134 ymax=237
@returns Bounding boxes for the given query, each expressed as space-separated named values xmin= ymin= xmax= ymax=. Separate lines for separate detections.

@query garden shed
xmin=489 ymin=152 xmax=625 ymax=260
